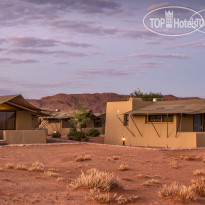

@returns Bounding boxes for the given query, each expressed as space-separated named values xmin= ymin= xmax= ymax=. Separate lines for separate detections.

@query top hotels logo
xmin=143 ymin=6 xmax=205 ymax=36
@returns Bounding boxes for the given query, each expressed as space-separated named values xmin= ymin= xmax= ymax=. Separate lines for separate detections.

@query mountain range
xmin=28 ymin=93 xmax=199 ymax=113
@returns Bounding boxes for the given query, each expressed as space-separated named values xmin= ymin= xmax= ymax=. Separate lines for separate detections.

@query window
xmin=147 ymin=115 xmax=174 ymax=123
xmin=94 ymin=118 xmax=102 ymax=128
xmin=124 ymin=114 xmax=129 ymax=126
xmin=162 ymin=115 xmax=173 ymax=122
xmin=148 ymin=115 xmax=161 ymax=122
xmin=62 ymin=119 xmax=72 ymax=128
xmin=0 ymin=111 xmax=16 ymax=130
xmin=48 ymin=119 xmax=60 ymax=123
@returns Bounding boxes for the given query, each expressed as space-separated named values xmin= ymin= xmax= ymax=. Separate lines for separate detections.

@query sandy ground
xmin=0 ymin=143 xmax=205 ymax=205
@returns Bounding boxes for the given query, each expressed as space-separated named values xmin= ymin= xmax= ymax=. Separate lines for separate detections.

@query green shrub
xmin=52 ymin=131 xmax=61 ymax=138
xmin=68 ymin=131 xmax=85 ymax=141
xmin=102 ymin=128 xmax=105 ymax=134
xmin=68 ymin=130 xmax=76 ymax=137
xmin=87 ymin=129 xmax=100 ymax=137
xmin=74 ymin=131 xmax=85 ymax=141
xmin=84 ymin=136 xmax=89 ymax=141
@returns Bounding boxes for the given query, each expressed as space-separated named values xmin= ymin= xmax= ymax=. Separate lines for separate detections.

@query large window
xmin=147 ymin=115 xmax=173 ymax=123
xmin=0 ymin=111 xmax=16 ymax=130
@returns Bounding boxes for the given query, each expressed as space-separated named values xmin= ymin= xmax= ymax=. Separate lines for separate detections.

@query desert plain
xmin=0 ymin=142 xmax=205 ymax=205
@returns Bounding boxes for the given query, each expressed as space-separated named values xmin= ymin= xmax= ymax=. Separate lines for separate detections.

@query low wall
xmin=3 ymin=130 xmax=46 ymax=144
xmin=168 ymin=132 xmax=196 ymax=148
xmin=196 ymin=133 xmax=205 ymax=147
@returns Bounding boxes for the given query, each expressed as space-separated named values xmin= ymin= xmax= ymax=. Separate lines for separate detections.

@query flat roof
xmin=125 ymin=99 xmax=205 ymax=115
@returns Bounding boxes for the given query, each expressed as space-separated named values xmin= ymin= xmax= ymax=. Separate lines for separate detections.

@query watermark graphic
xmin=143 ymin=6 xmax=205 ymax=36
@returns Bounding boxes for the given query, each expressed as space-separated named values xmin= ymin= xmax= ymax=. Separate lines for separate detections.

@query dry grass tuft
xmin=191 ymin=178 xmax=205 ymax=197
xmin=142 ymin=179 xmax=160 ymax=186
xmin=48 ymin=168 xmax=58 ymax=172
xmin=116 ymin=195 xmax=138 ymax=204
xmin=6 ymin=163 xmax=15 ymax=169
xmin=119 ymin=163 xmax=129 ymax=171
xmin=44 ymin=171 xmax=59 ymax=177
xmin=29 ymin=161 xmax=44 ymax=172
xmin=15 ymin=164 xmax=28 ymax=170
xmin=137 ymin=174 xmax=151 ymax=178
xmin=170 ymin=160 xmax=178 ymax=169
xmin=159 ymin=182 xmax=196 ymax=203
xmin=113 ymin=156 xmax=120 ymax=160
xmin=75 ymin=155 xmax=91 ymax=162
xmin=70 ymin=168 xmax=121 ymax=192
xmin=184 ymin=156 xmax=195 ymax=161
xmin=193 ymin=169 xmax=205 ymax=176
xmin=56 ymin=177 xmax=66 ymax=182
xmin=90 ymin=188 xmax=110 ymax=204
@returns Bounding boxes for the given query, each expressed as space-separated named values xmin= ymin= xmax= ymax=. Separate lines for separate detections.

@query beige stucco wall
xmin=3 ymin=130 xmax=46 ymax=144
xmin=105 ymin=99 xmax=204 ymax=148
xmin=40 ymin=120 xmax=61 ymax=135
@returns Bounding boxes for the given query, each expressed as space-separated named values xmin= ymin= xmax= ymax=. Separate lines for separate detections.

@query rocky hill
xmin=28 ymin=93 xmax=200 ymax=113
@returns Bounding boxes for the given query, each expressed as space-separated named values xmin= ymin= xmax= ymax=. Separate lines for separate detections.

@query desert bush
xmin=191 ymin=178 xmax=205 ymax=197
xmin=142 ymin=179 xmax=159 ymax=186
xmin=159 ymin=182 xmax=196 ymax=203
xmin=113 ymin=156 xmax=120 ymax=160
xmin=90 ymin=188 xmax=110 ymax=204
xmin=170 ymin=160 xmax=178 ymax=169
xmin=15 ymin=164 xmax=28 ymax=170
xmin=29 ymin=161 xmax=44 ymax=172
xmin=6 ymin=163 xmax=15 ymax=169
xmin=119 ymin=164 xmax=129 ymax=171
xmin=52 ymin=131 xmax=61 ymax=138
xmin=75 ymin=155 xmax=91 ymax=162
xmin=70 ymin=168 xmax=121 ymax=191
xmin=86 ymin=129 xmax=100 ymax=137
xmin=193 ymin=169 xmax=205 ymax=176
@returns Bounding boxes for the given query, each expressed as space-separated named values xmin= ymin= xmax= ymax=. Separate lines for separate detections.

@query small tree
xmin=130 ymin=89 xmax=163 ymax=101
xmin=69 ymin=101 xmax=91 ymax=132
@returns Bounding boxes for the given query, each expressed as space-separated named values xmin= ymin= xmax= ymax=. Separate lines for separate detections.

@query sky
xmin=0 ymin=0 xmax=205 ymax=99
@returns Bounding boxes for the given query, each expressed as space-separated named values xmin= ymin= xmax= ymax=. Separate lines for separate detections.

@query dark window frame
xmin=146 ymin=115 xmax=174 ymax=123
xmin=0 ymin=111 xmax=16 ymax=130
xmin=124 ymin=114 xmax=129 ymax=126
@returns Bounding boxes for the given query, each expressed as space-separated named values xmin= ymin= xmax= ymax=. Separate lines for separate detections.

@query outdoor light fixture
xmin=54 ymin=131 xmax=57 ymax=133
xmin=122 ymin=137 xmax=125 ymax=146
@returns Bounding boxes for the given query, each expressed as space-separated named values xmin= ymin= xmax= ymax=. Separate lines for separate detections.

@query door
xmin=193 ymin=114 xmax=202 ymax=132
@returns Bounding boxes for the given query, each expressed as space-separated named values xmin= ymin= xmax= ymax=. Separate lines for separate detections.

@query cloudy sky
xmin=0 ymin=0 xmax=205 ymax=99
